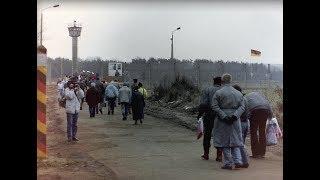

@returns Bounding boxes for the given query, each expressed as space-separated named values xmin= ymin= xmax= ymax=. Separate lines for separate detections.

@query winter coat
xmin=119 ymin=86 xmax=132 ymax=103
xmin=64 ymin=88 xmax=80 ymax=114
xmin=105 ymin=84 xmax=119 ymax=98
xmin=85 ymin=87 xmax=100 ymax=107
xmin=76 ymin=88 xmax=85 ymax=100
xmin=211 ymin=84 xmax=245 ymax=148
xmin=131 ymin=90 xmax=145 ymax=120
xmin=95 ymin=81 xmax=105 ymax=102
xmin=243 ymin=92 xmax=273 ymax=119
xmin=198 ymin=85 xmax=221 ymax=120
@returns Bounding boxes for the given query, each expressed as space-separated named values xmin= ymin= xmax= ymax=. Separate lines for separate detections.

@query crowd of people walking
xmin=57 ymin=72 xmax=280 ymax=171
xmin=57 ymin=73 xmax=147 ymax=142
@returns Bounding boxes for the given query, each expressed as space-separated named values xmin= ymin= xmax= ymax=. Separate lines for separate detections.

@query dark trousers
xmin=203 ymin=112 xmax=222 ymax=159
xmin=89 ymin=106 xmax=96 ymax=117
xmin=107 ymin=97 xmax=116 ymax=113
xmin=249 ymin=109 xmax=269 ymax=156
xmin=121 ymin=102 xmax=129 ymax=118
xmin=203 ymin=115 xmax=214 ymax=152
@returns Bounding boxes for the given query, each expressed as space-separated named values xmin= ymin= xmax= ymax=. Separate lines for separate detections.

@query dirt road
xmin=37 ymin=87 xmax=283 ymax=180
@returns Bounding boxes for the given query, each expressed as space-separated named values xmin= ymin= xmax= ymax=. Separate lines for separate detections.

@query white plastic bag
xmin=197 ymin=117 xmax=204 ymax=139
xmin=266 ymin=117 xmax=282 ymax=146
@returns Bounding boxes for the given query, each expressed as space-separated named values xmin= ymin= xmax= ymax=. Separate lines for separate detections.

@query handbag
xmin=197 ymin=117 xmax=204 ymax=139
xmin=266 ymin=118 xmax=280 ymax=146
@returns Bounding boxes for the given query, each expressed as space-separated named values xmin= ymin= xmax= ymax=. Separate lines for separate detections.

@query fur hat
xmin=222 ymin=73 xmax=232 ymax=84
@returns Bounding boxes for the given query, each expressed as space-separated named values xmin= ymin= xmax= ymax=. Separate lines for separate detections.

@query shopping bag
xmin=273 ymin=117 xmax=283 ymax=138
xmin=197 ymin=117 xmax=204 ymax=139
xmin=266 ymin=118 xmax=279 ymax=146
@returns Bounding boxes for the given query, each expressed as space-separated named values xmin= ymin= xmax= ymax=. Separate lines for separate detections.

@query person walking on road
xmin=78 ymin=80 xmax=87 ymax=110
xmin=198 ymin=76 xmax=222 ymax=161
xmin=86 ymin=83 xmax=100 ymax=118
xmin=243 ymin=91 xmax=273 ymax=158
xmin=211 ymin=73 xmax=246 ymax=170
xmin=95 ymin=78 xmax=105 ymax=115
xmin=232 ymin=84 xmax=249 ymax=168
xmin=75 ymin=84 xmax=85 ymax=111
xmin=131 ymin=86 xmax=145 ymax=125
xmin=105 ymin=81 xmax=119 ymax=115
xmin=64 ymin=82 xmax=81 ymax=142
xmin=118 ymin=82 xmax=132 ymax=120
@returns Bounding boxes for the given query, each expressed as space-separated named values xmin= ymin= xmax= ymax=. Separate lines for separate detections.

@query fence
xmin=48 ymin=58 xmax=283 ymax=90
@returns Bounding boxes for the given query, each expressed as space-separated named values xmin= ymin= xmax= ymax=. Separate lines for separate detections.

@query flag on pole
xmin=251 ymin=49 xmax=261 ymax=57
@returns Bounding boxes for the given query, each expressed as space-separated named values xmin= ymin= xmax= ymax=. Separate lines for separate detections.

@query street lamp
xmin=40 ymin=4 xmax=60 ymax=46
xmin=170 ymin=27 xmax=181 ymax=79
xmin=170 ymin=27 xmax=181 ymax=60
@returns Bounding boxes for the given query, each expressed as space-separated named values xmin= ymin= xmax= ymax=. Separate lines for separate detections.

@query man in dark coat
xmin=131 ymin=86 xmax=145 ymax=125
xmin=95 ymin=77 xmax=105 ymax=114
xmin=128 ymin=78 xmax=138 ymax=115
xmin=198 ymin=76 xmax=222 ymax=161
xmin=243 ymin=91 xmax=273 ymax=158
xmin=85 ymin=83 xmax=100 ymax=118
xmin=211 ymin=73 xmax=246 ymax=170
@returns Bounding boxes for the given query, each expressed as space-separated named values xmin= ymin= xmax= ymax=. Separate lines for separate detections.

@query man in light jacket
xmin=243 ymin=91 xmax=273 ymax=158
xmin=64 ymin=82 xmax=81 ymax=142
xmin=211 ymin=73 xmax=246 ymax=170
xmin=105 ymin=81 xmax=119 ymax=115
xmin=118 ymin=82 xmax=132 ymax=120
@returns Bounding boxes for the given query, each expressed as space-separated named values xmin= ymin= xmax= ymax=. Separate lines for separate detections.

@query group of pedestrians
xmin=57 ymin=74 xmax=149 ymax=142
xmin=198 ymin=73 xmax=273 ymax=170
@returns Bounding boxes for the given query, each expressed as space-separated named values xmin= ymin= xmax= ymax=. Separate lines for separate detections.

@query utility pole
xmin=170 ymin=27 xmax=181 ymax=80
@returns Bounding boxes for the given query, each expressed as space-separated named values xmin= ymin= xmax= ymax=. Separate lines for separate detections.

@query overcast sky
xmin=38 ymin=0 xmax=283 ymax=64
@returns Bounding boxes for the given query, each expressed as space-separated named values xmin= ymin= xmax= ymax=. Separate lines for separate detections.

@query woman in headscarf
xmin=131 ymin=86 xmax=145 ymax=125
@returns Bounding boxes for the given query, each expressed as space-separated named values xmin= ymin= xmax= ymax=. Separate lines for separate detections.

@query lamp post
xmin=170 ymin=27 xmax=181 ymax=60
xmin=40 ymin=4 xmax=59 ymax=46
xmin=170 ymin=27 xmax=181 ymax=79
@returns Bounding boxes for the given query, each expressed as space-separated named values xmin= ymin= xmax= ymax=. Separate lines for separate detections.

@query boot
xmin=216 ymin=148 xmax=223 ymax=162
xmin=201 ymin=149 xmax=209 ymax=160
xmin=140 ymin=119 xmax=143 ymax=124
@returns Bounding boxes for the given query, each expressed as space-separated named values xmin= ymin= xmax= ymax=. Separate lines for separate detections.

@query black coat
xmin=85 ymin=87 xmax=100 ymax=107
xmin=131 ymin=90 xmax=145 ymax=120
